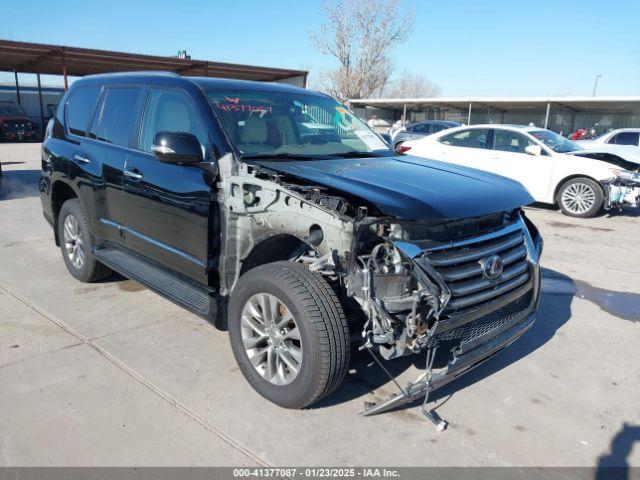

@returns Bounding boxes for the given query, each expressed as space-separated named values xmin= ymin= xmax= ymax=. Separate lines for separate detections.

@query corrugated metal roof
xmin=0 ymin=39 xmax=307 ymax=84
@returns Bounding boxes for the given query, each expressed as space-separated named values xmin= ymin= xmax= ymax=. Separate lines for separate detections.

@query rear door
xmin=430 ymin=128 xmax=492 ymax=168
xmin=65 ymin=84 xmax=142 ymax=245
xmin=121 ymin=87 xmax=213 ymax=284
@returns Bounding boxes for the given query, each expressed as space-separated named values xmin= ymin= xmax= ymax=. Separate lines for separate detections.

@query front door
xmin=122 ymin=87 xmax=215 ymax=284
xmin=489 ymin=129 xmax=553 ymax=200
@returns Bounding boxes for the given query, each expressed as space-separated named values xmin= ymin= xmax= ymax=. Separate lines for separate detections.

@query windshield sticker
xmin=216 ymin=102 xmax=273 ymax=113
xmin=334 ymin=106 xmax=355 ymax=132
xmin=354 ymin=130 xmax=387 ymax=150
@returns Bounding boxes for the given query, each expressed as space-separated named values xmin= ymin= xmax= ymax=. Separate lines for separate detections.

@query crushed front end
xmin=345 ymin=210 xmax=543 ymax=417
xmin=603 ymin=171 xmax=640 ymax=210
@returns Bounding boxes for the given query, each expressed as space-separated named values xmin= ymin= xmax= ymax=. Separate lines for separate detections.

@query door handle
xmin=124 ymin=168 xmax=143 ymax=181
xmin=73 ymin=154 xmax=91 ymax=164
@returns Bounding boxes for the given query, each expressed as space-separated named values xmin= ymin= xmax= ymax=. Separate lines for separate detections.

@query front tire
xmin=58 ymin=199 xmax=112 ymax=282
xmin=228 ymin=261 xmax=350 ymax=409
xmin=557 ymin=177 xmax=603 ymax=218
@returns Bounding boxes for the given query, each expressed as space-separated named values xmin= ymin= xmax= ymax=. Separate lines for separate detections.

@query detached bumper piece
xmin=359 ymin=300 xmax=536 ymax=423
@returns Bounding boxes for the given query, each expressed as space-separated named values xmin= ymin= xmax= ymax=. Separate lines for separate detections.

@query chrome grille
xmin=424 ymin=224 xmax=531 ymax=313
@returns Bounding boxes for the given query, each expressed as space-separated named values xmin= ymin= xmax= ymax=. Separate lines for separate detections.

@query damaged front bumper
xmin=360 ymin=281 xmax=539 ymax=416
xmin=603 ymin=173 xmax=640 ymax=209
xmin=357 ymin=213 xmax=543 ymax=418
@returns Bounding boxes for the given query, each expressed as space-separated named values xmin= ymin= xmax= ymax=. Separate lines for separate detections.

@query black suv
xmin=40 ymin=72 xmax=542 ymax=419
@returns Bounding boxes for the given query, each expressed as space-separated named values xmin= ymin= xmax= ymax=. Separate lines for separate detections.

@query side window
xmin=609 ymin=132 xmax=640 ymax=145
xmin=95 ymin=87 xmax=141 ymax=147
xmin=492 ymin=130 xmax=535 ymax=154
xmin=413 ymin=124 xmax=429 ymax=134
xmin=140 ymin=89 xmax=207 ymax=153
xmin=66 ymin=85 xmax=101 ymax=136
xmin=440 ymin=129 xmax=489 ymax=149
xmin=431 ymin=124 xmax=446 ymax=134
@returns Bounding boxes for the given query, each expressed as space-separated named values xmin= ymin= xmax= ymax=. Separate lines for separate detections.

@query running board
xmin=93 ymin=247 xmax=214 ymax=318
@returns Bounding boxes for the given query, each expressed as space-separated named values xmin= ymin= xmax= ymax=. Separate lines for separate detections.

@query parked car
xmin=0 ymin=101 xmax=38 ymax=142
xmin=401 ymin=124 xmax=640 ymax=218
xmin=577 ymin=128 xmax=640 ymax=147
xmin=392 ymin=120 xmax=461 ymax=149
xmin=41 ymin=73 xmax=542 ymax=418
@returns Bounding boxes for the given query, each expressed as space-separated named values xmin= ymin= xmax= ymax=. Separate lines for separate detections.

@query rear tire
xmin=58 ymin=199 xmax=112 ymax=282
xmin=557 ymin=177 xmax=603 ymax=218
xmin=228 ymin=261 xmax=350 ymax=409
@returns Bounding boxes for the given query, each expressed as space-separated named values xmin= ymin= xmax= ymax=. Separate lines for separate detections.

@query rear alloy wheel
xmin=558 ymin=178 xmax=603 ymax=218
xmin=58 ymin=199 xmax=112 ymax=282
xmin=228 ymin=261 xmax=350 ymax=409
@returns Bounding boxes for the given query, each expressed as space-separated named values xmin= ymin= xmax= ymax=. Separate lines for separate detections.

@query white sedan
xmin=401 ymin=124 xmax=640 ymax=218
xmin=577 ymin=128 xmax=640 ymax=147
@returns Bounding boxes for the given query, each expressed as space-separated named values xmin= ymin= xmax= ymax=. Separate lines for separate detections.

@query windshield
xmin=529 ymin=129 xmax=582 ymax=153
xmin=0 ymin=103 xmax=28 ymax=117
xmin=206 ymin=90 xmax=390 ymax=158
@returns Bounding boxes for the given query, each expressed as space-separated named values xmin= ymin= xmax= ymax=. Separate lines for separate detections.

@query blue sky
xmin=2 ymin=0 xmax=639 ymax=97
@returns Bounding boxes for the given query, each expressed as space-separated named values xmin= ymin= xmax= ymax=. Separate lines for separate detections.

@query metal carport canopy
xmin=349 ymin=97 xmax=640 ymax=112
xmin=0 ymin=39 xmax=308 ymax=86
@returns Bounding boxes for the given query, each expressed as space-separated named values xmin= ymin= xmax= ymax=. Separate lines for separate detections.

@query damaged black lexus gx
xmin=40 ymin=72 xmax=543 ymax=422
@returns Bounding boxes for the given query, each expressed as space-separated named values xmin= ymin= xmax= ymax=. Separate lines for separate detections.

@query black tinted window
xmin=440 ymin=129 xmax=489 ymax=149
xmin=66 ymin=86 xmax=100 ymax=136
xmin=609 ymin=132 xmax=639 ymax=145
xmin=140 ymin=88 xmax=207 ymax=153
xmin=413 ymin=124 xmax=429 ymax=133
xmin=95 ymin=87 xmax=141 ymax=147
xmin=431 ymin=124 xmax=446 ymax=133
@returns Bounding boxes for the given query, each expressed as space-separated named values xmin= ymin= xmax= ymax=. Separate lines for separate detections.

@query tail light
xmin=397 ymin=145 xmax=412 ymax=154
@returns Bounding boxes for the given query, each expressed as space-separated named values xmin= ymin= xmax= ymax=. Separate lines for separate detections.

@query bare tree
xmin=382 ymin=70 xmax=441 ymax=98
xmin=310 ymin=0 xmax=413 ymax=101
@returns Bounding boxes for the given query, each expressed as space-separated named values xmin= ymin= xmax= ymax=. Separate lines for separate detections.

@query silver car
xmin=393 ymin=120 xmax=461 ymax=149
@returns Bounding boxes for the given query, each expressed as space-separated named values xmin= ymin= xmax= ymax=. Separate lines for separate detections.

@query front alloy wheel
xmin=228 ymin=261 xmax=350 ymax=409
xmin=558 ymin=178 xmax=603 ymax=218
xmin=241 ymin=293 xmax=302 ymax=386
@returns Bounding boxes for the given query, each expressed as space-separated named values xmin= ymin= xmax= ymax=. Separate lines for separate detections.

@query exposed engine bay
xmin=216 ymin=152 xmax=539 ymax=361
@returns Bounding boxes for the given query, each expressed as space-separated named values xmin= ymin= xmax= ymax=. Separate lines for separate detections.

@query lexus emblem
xmin=481 ymin=254 xmax=504 ymax=280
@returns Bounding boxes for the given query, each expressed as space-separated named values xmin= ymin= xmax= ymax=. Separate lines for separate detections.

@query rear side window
xmin=413 ymin=124 xmax=429 ymax=134
xmin=431 ymin=124 xmax=446 ymax=133
xmin=440 ymin=129 xmax=490 ymax=149
xmin=95 ymin=87 xmax=141 ymax=147
xmin=66 ymin=86 xmax=101 ymax=136
xmin=608 ymin=131 xmax=639 ymax=145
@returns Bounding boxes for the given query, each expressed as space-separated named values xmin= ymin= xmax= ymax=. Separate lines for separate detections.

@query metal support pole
xmin=467 ymin=102 xmax=472 ymax=125
xmin=37 ymin=73 xmax=45 ymax=138
xmin=402 ymin=103 xmax=407 ymax=126
xmin=61 ymin=47 xmax=68 ymax=90
xmin=425 ymin=105 xmax=429 ymax=121
xmin=544 ymin=102 xmax=551 ymax=129
xmin=13 ymin=70 xmax=21 ymax=104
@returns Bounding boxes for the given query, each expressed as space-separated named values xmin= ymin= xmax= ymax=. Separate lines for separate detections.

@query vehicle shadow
xmin=315 ymin=268 xmax=575 ymax=412
xmin=0 ymin=169 xmax=41 ymax=201
xmin=596 ymin=423 xmax=640 ymax=480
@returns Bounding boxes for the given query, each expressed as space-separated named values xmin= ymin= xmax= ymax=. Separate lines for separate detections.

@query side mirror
xmin=525 ymin=145 xmax=542 ymax=156
xmin=152 ymin=132 xmax=203 ymax=164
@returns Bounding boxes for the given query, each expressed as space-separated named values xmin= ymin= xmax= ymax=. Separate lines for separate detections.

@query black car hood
xmin=254 ymin=155 xmax=534 ymax=220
